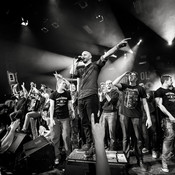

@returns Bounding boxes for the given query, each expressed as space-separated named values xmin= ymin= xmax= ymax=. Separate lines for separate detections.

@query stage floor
xmin=54 ymin=150 xmax=175 ymax=175
xmin=3 ymin=149 xmax=174 ymax=175
xmin=128 ymin=153 xmax=175 ymax=175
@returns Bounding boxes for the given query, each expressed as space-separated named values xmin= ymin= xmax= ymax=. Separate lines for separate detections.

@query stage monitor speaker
xmin=19 ymin=136 xmax=55 ymax=174
xmin=8 ymin=132 xmax=31 ymax=154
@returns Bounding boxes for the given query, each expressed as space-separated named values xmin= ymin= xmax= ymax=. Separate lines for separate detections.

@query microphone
xmin=76 ymin=55 xmax=83 ymax=62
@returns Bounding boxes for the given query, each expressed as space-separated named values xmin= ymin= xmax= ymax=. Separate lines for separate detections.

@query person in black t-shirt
xmin=50 ymin=78 xmax=75 ymax=164
xmin=113 ymin=71 xmax=152 ymax=171
xmin=154 ymin=74 xmax=175 ymax=173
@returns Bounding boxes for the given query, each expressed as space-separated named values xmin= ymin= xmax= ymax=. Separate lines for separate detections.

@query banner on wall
xmin=7 ymin=71 xmax=19 ymax=93
xmin=133 ymin=60 xmax=159 ymax=91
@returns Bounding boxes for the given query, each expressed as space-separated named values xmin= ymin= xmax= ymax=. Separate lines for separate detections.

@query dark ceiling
xmin=0 ymin=0 xmax=175 ymax=100
xmin=0 ymin=0 xmax=174 ymax=58
xmin=0 ymin=0 xmax=174 ymax=56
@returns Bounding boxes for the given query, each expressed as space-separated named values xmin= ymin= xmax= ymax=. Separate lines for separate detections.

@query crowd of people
xmin=0 ymin=39 xmax=175 ymax=174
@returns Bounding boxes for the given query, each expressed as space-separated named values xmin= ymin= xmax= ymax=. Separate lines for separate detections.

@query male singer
xmin=70 ymin=39 xmax=129 ymax=157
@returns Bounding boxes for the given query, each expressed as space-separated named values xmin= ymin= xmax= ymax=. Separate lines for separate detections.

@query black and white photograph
xmin=1 ymin=0 xmax=175 ymax=174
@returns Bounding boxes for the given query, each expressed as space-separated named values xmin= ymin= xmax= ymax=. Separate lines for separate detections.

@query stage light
xmin=137 ymin=39 xmax=142 ymax=45
xmin=128 ymin=49 xmax=133 ymax=54
xmin=132 ymin=1 xmax=175 ymax=46
xmin=21 ymin=17 xmax=28 ymax=26
xmin=96 ymin=15 xmax=104 ymax=22
xmin=124 ymin=53 xmax=127 ymax=59
xmin=167 ymin=40 xmax=173 ymax=46
xmin=75 ymin=1 xmax=88 ymax=9
xmin=41 ymin=27 xmax=49 ymax=33
xmin=51 ymin=22 xmax=59 ymax=29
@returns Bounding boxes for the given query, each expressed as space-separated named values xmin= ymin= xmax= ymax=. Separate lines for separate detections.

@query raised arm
xmin=112 ymin=72 xmax=128 ymax=88
xmin=12 ymin=84 xmax=19 ymax=98
xmin=54 ymin=72 xmax=70 ymax=90
xmin=0 ymin=119 xmax=20 ymax=154
xmin=21 ymin=82 xmax=28 ymax=98
xmin=101 ymin=38 xmax=130 ymax=62
xmin=91 ymin=113 xmax=111 ymax=175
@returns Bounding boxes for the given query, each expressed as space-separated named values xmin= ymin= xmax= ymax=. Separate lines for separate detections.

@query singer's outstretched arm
xmin=101 ymin=38 xmax=129 ymax=61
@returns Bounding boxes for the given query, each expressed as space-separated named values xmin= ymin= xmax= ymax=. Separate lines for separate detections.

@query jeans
xmin=78 ymin=94 xmax=99 ymax=145
xmin=161 ymin=118 xmax=175 ymax=165
xmin=50 ymin=118 xmax=71 ymax=158
xmin=141 ymin=112 xmax=159 ymax=151
xmin=30 ymin=118 xmax=38 ymax=139
xmin=120 ymin=114 xmax=143 ymax=161
xmin=22 ymin=111 xmax=41 ymax=130
xmin=101 ymin=111 xmax=117 ymax=143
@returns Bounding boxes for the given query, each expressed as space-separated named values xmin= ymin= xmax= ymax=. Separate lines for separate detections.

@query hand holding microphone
xmin=76 ymin=55 xmax=83 ymax=62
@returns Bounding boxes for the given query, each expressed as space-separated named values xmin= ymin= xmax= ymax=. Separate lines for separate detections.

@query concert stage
xmin=1 ymin=144 xmax=175 ymax=174
xmin=126 ymin=153 xmax=175 ymax=175
xmin=64 ymin=149 xmax=175 ymax=175
xmin=65 ymin=149 xmax=128 ymax=175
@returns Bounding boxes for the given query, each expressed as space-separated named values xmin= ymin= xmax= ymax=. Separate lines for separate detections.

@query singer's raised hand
xmin=117 ymin=38 xmax=130 ymax=48
xmin=54 ymin=72 xmax=63 ymax=80
xmin=76 ymin=55 xmax=83 ymax=62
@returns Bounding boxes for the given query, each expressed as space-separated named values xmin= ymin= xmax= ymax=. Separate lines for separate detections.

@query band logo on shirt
xmin=124 ymin=88 xmax=139 ymax=109
xmin=56 ymin=97 xmax=68 ymax=106
xmin=166 ymin=92 xmax=175 ymax=102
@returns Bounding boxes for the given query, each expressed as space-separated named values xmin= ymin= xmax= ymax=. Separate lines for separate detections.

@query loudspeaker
xmin=2 ymin=132 xmax=31 ymax=171
xmin=8 ymin=132 xmax=31 ymax=154
xmin=16 ymin=136 xmax=55 ymax=174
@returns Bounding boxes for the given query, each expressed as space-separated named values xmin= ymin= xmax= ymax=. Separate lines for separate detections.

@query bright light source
xmin=96 ymin=15 xmax=104 ymax=22
xmin=128 ymin=49 xmax=133 ymax=54
xmin=21 ymin=17 xmax=28 ymax=26
xmin=137 ymin=39 xmax=142 ymax=45
xmin=168 ymin=40 xmax=173 ymax=46
xmin=124 ymin=53 xmax=127 ymax=58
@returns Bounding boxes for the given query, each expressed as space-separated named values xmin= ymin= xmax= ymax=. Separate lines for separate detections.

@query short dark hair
xmin=160 ymin=74 xmax=171 ymax=84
